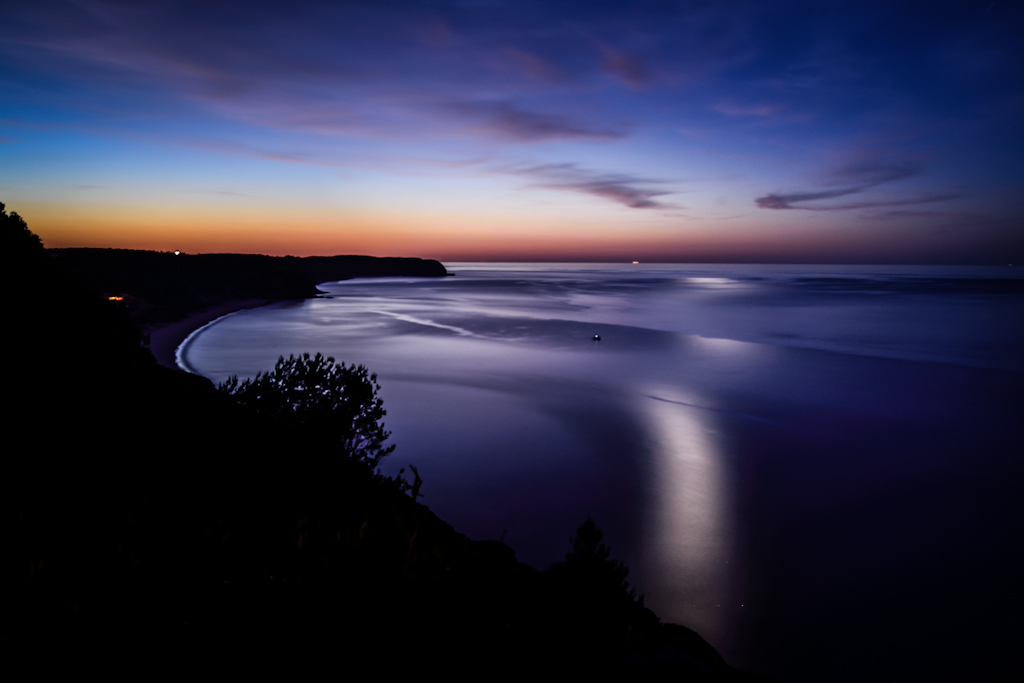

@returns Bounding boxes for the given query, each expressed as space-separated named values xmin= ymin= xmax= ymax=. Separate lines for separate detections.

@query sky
xmin=1 ymin=0 xmax=1022 ymax=263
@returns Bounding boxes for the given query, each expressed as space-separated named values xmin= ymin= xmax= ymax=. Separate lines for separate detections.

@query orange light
xmin=108 ymin=296 xmax=123 ymax=301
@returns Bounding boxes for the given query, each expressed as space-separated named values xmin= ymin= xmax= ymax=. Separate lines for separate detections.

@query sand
xmin=145 ymin=299 xmax=274 ymax=370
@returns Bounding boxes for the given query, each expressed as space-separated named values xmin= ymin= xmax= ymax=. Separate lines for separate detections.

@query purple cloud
xmin=828 ymin=160 xmax=920 ymax=186
xmin=601 ymin=48 xmax=650 ymax=88
xmin=756 ymin=188 xmax=862 ymax=209
xmin=446 ymin=101 xmax=626 ymax=143
xmin=758 ymin=192 xmax=962 ymax=211
xmin=713 ymin=103 xmax=783 ymax=117
xmin=756 ymin=157 xmax=942 ymax=210
xmin=515 ymin=164 xmax=674 ymax=209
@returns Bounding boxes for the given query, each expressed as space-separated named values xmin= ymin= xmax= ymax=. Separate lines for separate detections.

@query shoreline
xmin=145 ymin=299 xmax=275 ymax=370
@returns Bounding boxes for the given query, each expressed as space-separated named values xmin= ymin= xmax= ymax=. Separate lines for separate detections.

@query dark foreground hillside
xmin=2 ymin=204 xmax=771 ymax=678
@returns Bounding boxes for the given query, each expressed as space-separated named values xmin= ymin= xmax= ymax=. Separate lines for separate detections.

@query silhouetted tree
xmin=1 ymin=201 xmax=42 ymax=254
xmin=547 ymin=516 xmax=637 ymax=606
xmin=219 ymin=352 xmax=395 ymax=469
xmin=540 ymin=516 xmax=657 ymax=659
xmin=2 ymin=201 xmax=47 ymax=293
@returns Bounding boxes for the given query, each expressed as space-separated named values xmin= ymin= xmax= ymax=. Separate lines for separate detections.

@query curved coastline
xmin=147 ymin=299 xmax=274 ymax=371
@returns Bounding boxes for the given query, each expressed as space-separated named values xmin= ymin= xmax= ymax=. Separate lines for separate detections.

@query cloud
xmin=445 ymin=101 xmax=626 ymax=142
xmin=755 ymin=188 xmax=860 ymax=209
xmin=601 ymin=48 xmax=650 ymax=88
xmin=757 ymin=191 xmax=963 ymax=211
xmin=756 ymin=157 xmax=940 ymax=210
xmin=868 ymin=209 xmax=946 ymax=218
xmin=513 ymin=163 xmax=674 ymax=209
xmin=827 ymin=160 xmax=920 ymax=187
xmin=499 ymin=47 xmax=563 ymax=83
xmin=712 ymin=103 xmax=783 ymax=117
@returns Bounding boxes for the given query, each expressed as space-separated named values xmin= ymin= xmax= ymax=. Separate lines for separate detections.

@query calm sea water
xmin=180 ymin=264 xmax=1024 ymax=681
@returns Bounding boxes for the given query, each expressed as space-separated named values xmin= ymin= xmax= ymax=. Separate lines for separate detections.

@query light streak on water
xmin=640 ymin=385 xmax=733 ymax=646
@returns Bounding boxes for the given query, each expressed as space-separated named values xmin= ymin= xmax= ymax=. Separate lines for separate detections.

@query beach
xmin=145 ymin=299 xmax=274 ymax=370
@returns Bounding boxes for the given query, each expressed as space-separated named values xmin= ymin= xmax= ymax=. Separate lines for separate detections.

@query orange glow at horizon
xmin=23 ymin=200 xmax=1001 ymax=265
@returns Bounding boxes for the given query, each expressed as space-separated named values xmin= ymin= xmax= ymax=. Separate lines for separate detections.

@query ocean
xmin=179 ymin=263 xmax=1024 ymax=681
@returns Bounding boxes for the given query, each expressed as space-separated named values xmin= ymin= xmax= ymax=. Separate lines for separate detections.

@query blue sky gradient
xmin=1 ymin=0 xmax=1021 ymax=261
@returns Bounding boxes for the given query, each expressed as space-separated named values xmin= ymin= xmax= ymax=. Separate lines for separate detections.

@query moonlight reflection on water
xmin=641 ymin=386 xmax=731 ymax=646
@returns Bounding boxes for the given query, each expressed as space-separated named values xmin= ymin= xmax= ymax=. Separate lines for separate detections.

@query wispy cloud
xmin=826 ymin=160 xmax=920 ymax=187
xmin=757 ymin=191 xmax=962 ymax=211
xmin=513 ymin=163 xmax=674 ymax=209
xmin=755 ymin=188 xmax=859 ymax=209
xmin=601 ymin=47 xmax=650 ymax=88
xmin=445 ymin=101 xmax=626 ymax=142
xmin=712 ymin=103 xmax=783 ymax=117
xmin=755 ymin=157 xmax=948 ymax=210
xmin=498 ymin=46 xmax=564 ymax=83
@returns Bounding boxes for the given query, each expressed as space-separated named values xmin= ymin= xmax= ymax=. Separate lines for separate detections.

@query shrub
xmin=219 ymin=353 xmax=395 ymax=469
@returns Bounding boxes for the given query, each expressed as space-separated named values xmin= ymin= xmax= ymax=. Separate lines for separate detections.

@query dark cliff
xmin=51 ymin=248 xmax=449 ymax=324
